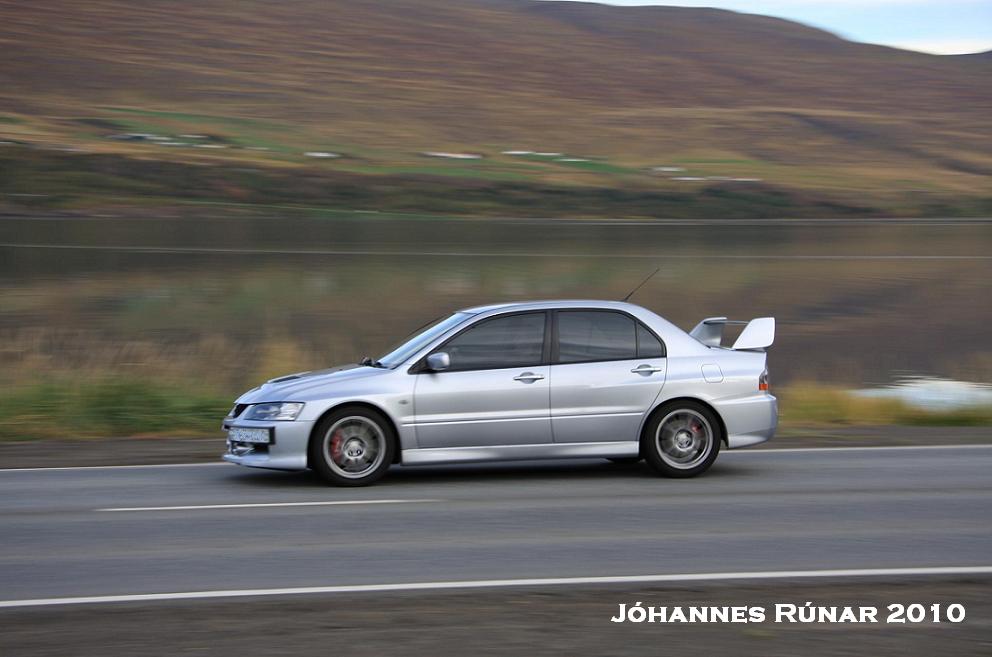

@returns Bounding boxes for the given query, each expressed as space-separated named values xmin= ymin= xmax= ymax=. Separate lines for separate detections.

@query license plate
xmin=228 ymin=427 xmax=271 ymax=444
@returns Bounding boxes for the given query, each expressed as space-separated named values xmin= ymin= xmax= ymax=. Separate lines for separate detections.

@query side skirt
xmin=400 ymin=441 xmax=640 ymax=465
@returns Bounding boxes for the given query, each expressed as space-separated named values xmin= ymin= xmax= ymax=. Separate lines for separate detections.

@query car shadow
xmin=223 ymin=458 xmax=760 ymax=488
xmin=222 ymin=468 xmax=325 ymax=488
xmin=385 ymin=459 xmax=653 ymax=484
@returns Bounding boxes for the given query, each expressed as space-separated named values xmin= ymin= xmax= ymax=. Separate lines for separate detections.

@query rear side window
xmin=637 ymin=322 xmax=665 ymax=358
xmin=558 ymin=311 xmax=636 ymax=363
xmin=442 ymin=312 xmax=546 ymax=371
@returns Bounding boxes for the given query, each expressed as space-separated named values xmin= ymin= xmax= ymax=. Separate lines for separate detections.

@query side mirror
xmin=425 ymin=352 xmax=450 ymax=372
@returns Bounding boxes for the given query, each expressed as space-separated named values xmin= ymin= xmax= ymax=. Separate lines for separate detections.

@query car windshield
xmin=375 ymin=312 xmax=473 ymax=368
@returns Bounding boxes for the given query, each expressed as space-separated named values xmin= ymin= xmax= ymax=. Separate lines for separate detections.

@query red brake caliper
xmin=330 ymin=430 xmax=344 ymax=462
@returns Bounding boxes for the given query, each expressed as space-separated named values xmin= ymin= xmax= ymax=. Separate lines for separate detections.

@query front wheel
xmin=642 ymin=401 xmax=721 ymax=478
xmin=309 ymin=407 xmax=395 ymax=486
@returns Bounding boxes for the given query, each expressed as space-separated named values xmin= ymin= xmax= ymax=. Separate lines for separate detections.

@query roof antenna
xmin=621 ymin=267 xmax=661 ymax=302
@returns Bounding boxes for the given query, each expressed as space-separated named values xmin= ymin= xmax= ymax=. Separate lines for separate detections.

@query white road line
xmin=1 ymin=243 xmax=990 ymax=260
xmin=1 ymin=566 xmax=990 ymax=608
xmin=0 ymin=462 xmax=225 ymax=472
xmin=729 ymin=444 xmax=992 ymax=454
xmin=96 ymin=499 xmax=440 ymax=512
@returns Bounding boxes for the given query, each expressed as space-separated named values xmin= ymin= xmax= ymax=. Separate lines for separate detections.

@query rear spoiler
xmin=689 ymin=317 xmax=775 ymax=350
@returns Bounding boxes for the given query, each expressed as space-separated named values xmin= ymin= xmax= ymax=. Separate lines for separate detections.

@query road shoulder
xmin=2 ymin=577 xmax=989 ymax=657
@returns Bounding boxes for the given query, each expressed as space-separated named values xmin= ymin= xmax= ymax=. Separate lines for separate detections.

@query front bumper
xmin=221 ymin=418 xmax=314 ymax=471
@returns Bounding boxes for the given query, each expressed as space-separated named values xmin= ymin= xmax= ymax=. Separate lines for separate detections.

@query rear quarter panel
xmin=648 ymin=350 xmax=775 ymax=445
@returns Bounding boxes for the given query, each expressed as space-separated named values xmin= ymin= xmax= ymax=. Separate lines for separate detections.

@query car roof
xmin=459 ymin=299 xmax=648 ymax=314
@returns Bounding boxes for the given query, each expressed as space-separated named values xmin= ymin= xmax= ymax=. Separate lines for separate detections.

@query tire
xmin=309 ymin=406 xmax=396 ymax=486
xmin=642 ymin=401 xmax=721 ymax=478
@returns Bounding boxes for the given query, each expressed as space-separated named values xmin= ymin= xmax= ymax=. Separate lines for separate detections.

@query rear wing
xmin=689 ymin=317 xmax=775 ymax=350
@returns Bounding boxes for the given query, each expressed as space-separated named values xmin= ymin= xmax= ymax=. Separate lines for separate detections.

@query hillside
xmin=958 ymin=50 xmax=992 ymax=62
xmin=0 ymin=0 xmax=989 ymax=217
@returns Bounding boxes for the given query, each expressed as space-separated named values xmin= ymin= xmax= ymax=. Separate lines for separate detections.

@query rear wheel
xmin=643 ymin=401 xmax=721 ymax=478
xmin=309 ymin=407 xmax=395 ymax=486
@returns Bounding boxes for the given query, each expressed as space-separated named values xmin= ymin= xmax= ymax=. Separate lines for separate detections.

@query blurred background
xmin=1 ymin=0 xmax=990 ymax=441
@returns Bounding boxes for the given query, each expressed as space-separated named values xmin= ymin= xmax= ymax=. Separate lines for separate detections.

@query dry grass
xmin=0 ymin=332 xmax=323 ymax=440
xmin=2 ymin=338 xmax=989 ymax=440
xmin=0 ymin=331 xmax=321 ymax=393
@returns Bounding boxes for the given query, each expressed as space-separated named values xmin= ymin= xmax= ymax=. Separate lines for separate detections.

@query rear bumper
xmin=221 ymin=419 xmax=314 ymax=471
xmin=717 ymin=393 xmax=777 ymax=449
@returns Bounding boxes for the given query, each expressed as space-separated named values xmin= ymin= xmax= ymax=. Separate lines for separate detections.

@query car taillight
xmin=759 ymin=369 xmax=770 ymax=391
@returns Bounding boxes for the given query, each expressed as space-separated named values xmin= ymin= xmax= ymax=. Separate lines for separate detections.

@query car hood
xmin=235 ymin=364 xmax=391 ymax=403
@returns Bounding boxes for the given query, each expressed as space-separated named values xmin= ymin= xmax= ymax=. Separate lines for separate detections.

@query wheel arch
xmin=639 ymin=396 xmax=729 ymax=457
xmin=307 ymin=400 xmax=403 ymax=468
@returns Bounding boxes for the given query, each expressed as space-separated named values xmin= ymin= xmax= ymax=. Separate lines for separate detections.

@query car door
xmin=413 ymin=311 xmax=552 ymax=449
xmin=550 ymin=310 xmax=667 ymax=443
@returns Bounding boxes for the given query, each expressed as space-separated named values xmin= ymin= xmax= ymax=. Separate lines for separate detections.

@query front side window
xmin=440 ymin=312 xmax=546 ymax=371
xmin=558 ymin=311 xmax=636 ymax=363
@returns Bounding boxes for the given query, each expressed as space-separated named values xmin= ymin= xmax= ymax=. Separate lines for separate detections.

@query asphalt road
xmin=1 ymin=445 xmax=990 ymax=605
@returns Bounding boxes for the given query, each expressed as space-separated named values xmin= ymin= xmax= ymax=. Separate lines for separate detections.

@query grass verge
xmin=0 ymin=379 xmax=230 ymax=441
xmin=0 ymin=379 xmax=988 ymax=442
xmin=778 ymin=382 xmax=992 ymax=427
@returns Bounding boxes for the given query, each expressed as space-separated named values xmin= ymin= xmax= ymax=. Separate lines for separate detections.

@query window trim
xmin=409 ymin=310 xmax=551 ymax=374
xmin=551 ymin=308 xmax=667 ymax=365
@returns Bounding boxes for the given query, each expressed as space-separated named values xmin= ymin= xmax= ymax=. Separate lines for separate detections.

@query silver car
xmin=223 ymin=300 xmax=777 ymax=486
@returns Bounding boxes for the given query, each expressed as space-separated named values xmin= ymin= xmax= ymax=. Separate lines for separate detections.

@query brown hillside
xmin=0 ymin=0 xmax=989 ymax=205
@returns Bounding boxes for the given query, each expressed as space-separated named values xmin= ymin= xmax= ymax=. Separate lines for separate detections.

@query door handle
xmin=513 ymin=372 xmax=545 ymax=383
xmin=631 ymin=364 xmax=664 ymax=374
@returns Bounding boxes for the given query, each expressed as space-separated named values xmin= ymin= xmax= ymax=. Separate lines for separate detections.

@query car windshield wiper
xmin=359 ymin=356 xmax=386 ymax=368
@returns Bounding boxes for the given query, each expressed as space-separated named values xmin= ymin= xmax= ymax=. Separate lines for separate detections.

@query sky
xmin=551 ymin=1 xmax=992 ymax=54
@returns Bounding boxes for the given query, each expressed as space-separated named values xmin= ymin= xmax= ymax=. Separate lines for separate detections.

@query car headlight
xmin=243 ymin=402 xmax=305 ymax=421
